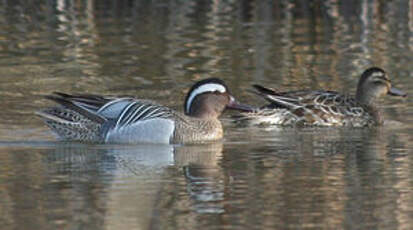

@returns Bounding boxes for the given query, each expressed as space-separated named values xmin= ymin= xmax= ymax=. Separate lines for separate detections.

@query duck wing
xmin=112 ymin=100 xmax=174 ymax=129
xmin=50 ymin=92 xmax=115 ymax=113
xmin=253 ymin=85 xmax=366 ymax=125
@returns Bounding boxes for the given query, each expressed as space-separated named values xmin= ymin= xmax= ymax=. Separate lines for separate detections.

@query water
xmin=0 ymin=0 xmax=412 ymax=229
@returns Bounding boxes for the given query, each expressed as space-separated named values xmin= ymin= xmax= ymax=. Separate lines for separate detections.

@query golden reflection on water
xmin=0 ymin=0 xmax=412 ymax=230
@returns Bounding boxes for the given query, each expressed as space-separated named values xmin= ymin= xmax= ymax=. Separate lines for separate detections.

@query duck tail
xmin=252 ymin=84 xmax=280 ymax=96
xmin=252 ymin=85 xmax=299 ymax=109
xmin=36 ymin=94 xmax=107 ymax=142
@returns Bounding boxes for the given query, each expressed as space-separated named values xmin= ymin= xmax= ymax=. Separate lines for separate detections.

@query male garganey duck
xmin=37 ymin=78 xmax=253 ymax=144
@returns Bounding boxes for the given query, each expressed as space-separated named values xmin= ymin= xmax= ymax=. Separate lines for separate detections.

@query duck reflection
xmin=14 ymin=142 xmax=224 ymax=230
xmin=0 ymin=125 xmax=411 ymax=230
xmin=150 ymin=143 xmax=225 ymax=229
xmin=176 ymin=143 xmax=225 ymax=214
xmin=224 ymin=126 xmax=412 ymax=230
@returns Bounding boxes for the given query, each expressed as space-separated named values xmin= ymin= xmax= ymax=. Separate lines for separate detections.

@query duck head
xmin=184 ymin=78 xmax=253 ymax=119
xmin=356 ymin=67 xmax=407 ymax=106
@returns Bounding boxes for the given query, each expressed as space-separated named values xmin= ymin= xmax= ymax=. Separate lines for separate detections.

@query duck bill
xmin=388 ymin=87 xmax=407 ymax=97
xmin=227 ymin=96 xmax=255 ymax=112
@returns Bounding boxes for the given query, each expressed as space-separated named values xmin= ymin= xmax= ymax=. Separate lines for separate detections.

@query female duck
xmin=37 ymin=78 xmax=253 ymax=144
xmin=239 ymin=67 xmax=406 ymax=127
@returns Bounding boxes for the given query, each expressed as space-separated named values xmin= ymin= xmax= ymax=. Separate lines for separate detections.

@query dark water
xmin=0 ymin=1 xmax=412 ymax=229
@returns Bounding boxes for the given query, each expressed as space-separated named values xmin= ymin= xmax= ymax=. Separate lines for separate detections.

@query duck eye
xmin=373 ymin=79 xmax=391 ymax=87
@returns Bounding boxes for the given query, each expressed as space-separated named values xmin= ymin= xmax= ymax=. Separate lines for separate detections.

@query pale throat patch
xmin=185 ymin=83 xmax=226 ymax=113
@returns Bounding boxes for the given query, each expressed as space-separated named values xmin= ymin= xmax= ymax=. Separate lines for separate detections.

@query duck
xmin=237 ymin=67 xmax=407 ymax=127
xmin=36 ymin=78 xmax=253 ymax=144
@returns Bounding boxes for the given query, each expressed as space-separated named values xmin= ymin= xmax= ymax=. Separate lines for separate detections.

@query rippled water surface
xmin=0 ymin=1 xmax=412 ymax=229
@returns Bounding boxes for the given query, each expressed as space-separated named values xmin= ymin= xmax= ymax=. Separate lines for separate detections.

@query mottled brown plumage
xmin=238 ymin=67 xmax=406 ymax=127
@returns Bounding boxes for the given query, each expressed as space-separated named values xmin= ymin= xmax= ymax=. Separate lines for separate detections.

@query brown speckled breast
xmin=171 ymin=115 xmax=223 ymax=144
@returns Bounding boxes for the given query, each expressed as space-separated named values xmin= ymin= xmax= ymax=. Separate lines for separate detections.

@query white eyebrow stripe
xmin=371 ymin=72 xmax=384 ymax=77
xmin=185 ymin=83 xmax=226 ymax=113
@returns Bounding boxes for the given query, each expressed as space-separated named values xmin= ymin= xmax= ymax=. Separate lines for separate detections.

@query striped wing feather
xmin=49 ymin=92 xmax=174 ymax=128
xmin=51 ymin=92 xmax=113 ymax=112
xmin=114 ymin=101 xmax=174 ymax=129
